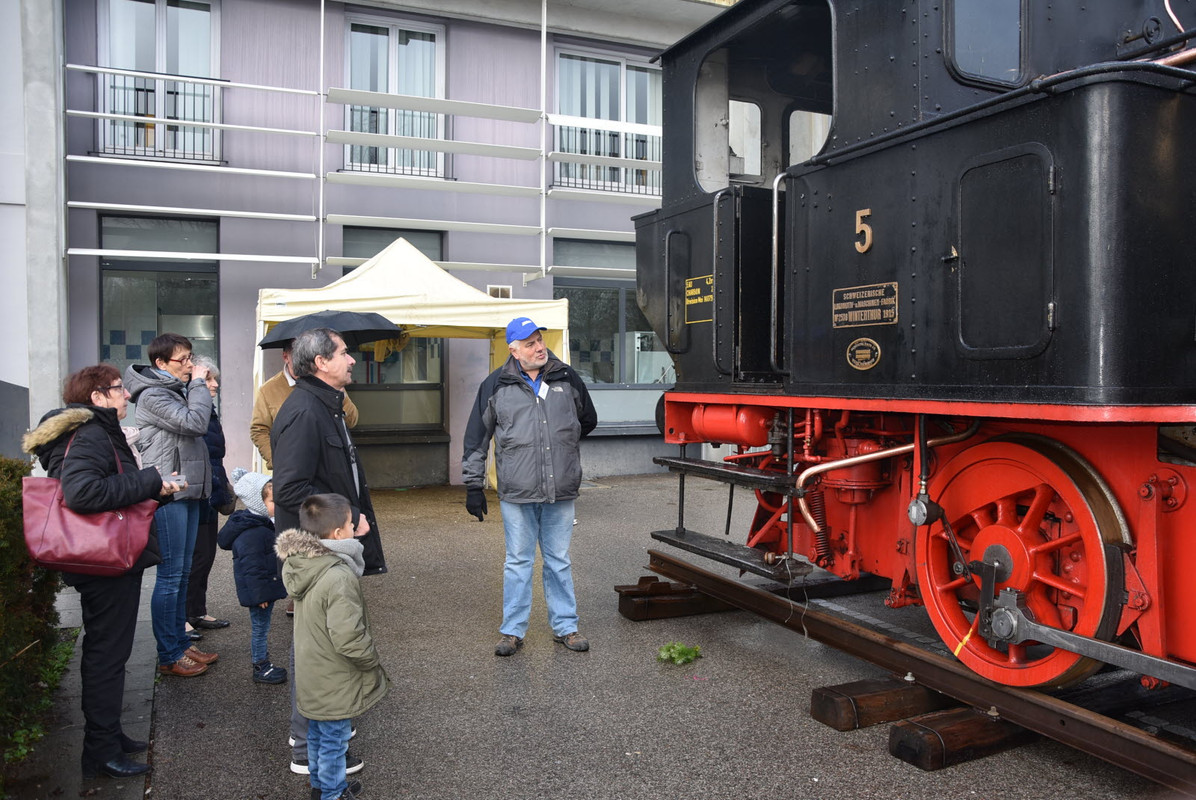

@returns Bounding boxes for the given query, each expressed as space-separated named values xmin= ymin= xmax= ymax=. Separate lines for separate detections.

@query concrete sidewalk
xmin=8 ymin=569 xmax=156 ymax=800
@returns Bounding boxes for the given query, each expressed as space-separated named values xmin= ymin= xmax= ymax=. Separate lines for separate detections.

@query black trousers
xmin=186 ymin=515 xmax=218 ymax=620
xmin=74 ymin=569 xmax=143 ymax=765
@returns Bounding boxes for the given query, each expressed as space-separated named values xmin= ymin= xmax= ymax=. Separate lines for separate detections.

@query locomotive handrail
xmin=798 ymin=62 xmax=1196 ymax=172
xmin=769 ymin=171 xmax=789 ymax=375
xmin=711 ymin=188 xmax=732 ymax=376
xmin=663 ymin=228 xmax=681 ymax=354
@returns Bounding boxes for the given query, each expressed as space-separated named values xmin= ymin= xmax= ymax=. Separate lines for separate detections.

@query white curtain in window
xmin=109 ymin=0 xmax=156 ymax=71
xmin=625 ymin=66 xmax=661 ymax=126
xmin=167 ymin=0 xmax=212 ymax=77
xmin=350 ymin=24 xmax=389 ymax=92
xmin=559 ymin=53 xmax=618 ymax=121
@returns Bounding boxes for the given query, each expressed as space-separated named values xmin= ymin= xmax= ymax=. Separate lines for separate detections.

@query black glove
xmin=466 ymin=487 xmax=488 ymax=521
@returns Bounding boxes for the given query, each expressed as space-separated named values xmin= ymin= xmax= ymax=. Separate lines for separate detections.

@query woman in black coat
xmin=187 ymin=355 xmax=233 ymax=632
xmin=22 ymin=364 xmax=183 ymax=779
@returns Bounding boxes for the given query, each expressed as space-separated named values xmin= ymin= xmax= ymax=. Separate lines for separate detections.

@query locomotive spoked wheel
xmin=916 ymin=436 xmax=1127 ymax=688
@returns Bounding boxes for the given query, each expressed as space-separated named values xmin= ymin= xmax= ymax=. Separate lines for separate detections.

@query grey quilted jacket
xmin=123 ymin=364 xmax=212 ymax=501
xmin=462 ymin=354 xmax=597 ymax=503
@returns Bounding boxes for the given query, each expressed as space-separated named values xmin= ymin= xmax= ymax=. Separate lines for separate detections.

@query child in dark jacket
xmin=218 ymin=468 xmax=288 ymax=684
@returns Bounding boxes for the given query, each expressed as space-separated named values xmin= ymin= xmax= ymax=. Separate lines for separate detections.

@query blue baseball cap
xmin=506 ymin=317 xmax=547 ymax=344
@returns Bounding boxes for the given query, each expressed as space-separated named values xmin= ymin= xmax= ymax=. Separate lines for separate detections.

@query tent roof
xmin=256 ymin=238 xmax=568 ymax=342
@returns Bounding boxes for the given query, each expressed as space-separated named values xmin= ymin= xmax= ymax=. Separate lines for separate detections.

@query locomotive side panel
xmin=783 ymin=77 xmax=1196 ymax=406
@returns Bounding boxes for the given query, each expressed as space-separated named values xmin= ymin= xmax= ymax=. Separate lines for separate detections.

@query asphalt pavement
xmin=8 ymin=475 xmax=1183 ymax=800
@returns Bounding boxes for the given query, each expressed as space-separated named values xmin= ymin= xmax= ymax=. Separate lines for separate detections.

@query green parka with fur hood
xmin=275 ymin=528 xmax=389 ymax=720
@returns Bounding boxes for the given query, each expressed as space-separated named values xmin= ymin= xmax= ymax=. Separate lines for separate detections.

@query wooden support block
xmin=810 ymin=677 xmax=958 ymax=731
xmin=614 ymin=576 xmax=736 ymax=621
xmin=889 ymin=707 xmax=1038 ymax=771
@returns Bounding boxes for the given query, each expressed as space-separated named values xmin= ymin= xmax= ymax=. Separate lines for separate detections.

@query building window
xmin=345 ymin=17 xmax=445 ymax=176
xmin=341 ymin=226 xmax=444 ymax=430
xmin=555 ymin=51 xmax=661 ymax=195
xmin=99 ymin=216 xmax=219 ymax=375
xmin=553 ymin=239 xmax=674 ymax=425
xmin=99 ymin=0 xmax=219 ymax=159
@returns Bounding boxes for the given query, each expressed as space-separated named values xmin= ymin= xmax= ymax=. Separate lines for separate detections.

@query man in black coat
xmin=270 ymin=327 xmax=386 ymax=575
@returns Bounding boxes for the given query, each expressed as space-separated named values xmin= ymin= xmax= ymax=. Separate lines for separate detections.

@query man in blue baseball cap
xmin=462 ymin=317 xmax=597 ymax=656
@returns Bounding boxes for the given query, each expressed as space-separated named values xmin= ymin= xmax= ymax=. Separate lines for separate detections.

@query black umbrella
xmin=258 ymin=309 xmax=402 ymax=350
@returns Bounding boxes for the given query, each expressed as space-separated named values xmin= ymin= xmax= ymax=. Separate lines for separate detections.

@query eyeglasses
xmin=168 ymin=354 xmax=194 ymax=364
xmin=99 ymin=384 xmax=125 ymax=394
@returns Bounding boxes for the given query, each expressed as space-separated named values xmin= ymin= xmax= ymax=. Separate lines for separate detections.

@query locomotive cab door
xmin=713 ymin=185 xmax=783 ymax=384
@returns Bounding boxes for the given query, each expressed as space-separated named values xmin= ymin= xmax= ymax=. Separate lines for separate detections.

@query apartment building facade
xmin=7 ymin=0 xmax=730 ymax=484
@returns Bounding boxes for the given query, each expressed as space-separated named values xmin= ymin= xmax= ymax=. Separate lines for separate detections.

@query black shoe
xmin=81 ymin=755 xmax=151 ymax=779
xmin=119 ymin=733 xmax=148 ymax=754
xmin=253 ymin=660 xmax=288 ymax=685
xmin=186 ymin=629 xmax=203 ymax=641
xmin=310 ymin=779 xmax=363 ymax=800
xmin=189 ymin=616 xmax=231 ymax=629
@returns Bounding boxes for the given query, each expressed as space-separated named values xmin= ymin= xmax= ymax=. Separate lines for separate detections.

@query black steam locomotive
xmin=636 ymin=0 xmax=1196 ymax=689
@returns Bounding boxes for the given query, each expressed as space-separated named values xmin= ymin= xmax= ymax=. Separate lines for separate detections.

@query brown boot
xmin=158 ymin=655 xmax=208 ymax=677
xmin=185 ymin=645 xmax=219 ymax=665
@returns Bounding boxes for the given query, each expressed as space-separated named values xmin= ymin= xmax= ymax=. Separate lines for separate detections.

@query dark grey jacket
xmin=462 ymin=354 xmax=597 ymax=503
xmin=123 ymin=364 xmax=212 ymax=501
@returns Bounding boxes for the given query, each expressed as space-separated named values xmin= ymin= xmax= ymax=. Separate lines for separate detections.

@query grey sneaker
xmin=553 ymin=631 xmax=590 ymax=652
xmin=494 ymin=634 xmax=524 ymax=656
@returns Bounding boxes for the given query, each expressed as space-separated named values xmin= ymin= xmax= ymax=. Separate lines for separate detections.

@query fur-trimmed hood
xmin=276 ymin=528 xmax=344 ymax=601
xmin=22 ymin=406 xmax=95 ymax=457
xmin=275 ymin=528 xmax=331 ymax=560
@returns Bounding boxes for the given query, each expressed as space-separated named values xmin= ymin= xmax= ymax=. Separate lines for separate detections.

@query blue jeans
xmin=499 ymin=499 xmax=578 ymax=638
xmin=151 ymin=499 xmax=201 ymax=665
xmin=307 ymin=717 xmax=352 ymax=800
xmin=249 ymin=602 xmax=274 ymax=664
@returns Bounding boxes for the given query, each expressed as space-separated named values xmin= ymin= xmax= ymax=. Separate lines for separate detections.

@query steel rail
xmin=647 ymin=549 xmax=1196 ymax=795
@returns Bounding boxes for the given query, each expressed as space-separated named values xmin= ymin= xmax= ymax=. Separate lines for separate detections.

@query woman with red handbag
xmin=22 ymin=365 xmax=183 ymax=780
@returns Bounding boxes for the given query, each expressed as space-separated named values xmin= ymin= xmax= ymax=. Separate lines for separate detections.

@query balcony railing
xmin=102 ymin=72 xmax=220 ymax=160
xmin=345 ymin=104 xmax=441 ymax=176
xmin=553 ymin=122 xmax=661 ymax=196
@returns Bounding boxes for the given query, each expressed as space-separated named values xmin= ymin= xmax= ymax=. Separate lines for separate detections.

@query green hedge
xmin=0 ymin=456 xmax=61 ymax=789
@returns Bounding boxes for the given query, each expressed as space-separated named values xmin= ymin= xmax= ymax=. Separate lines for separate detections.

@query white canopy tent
xmin=253 ymin=238 xmax=571 ymax=480
xmin=254 ymin=237 xmax=570 ymax=382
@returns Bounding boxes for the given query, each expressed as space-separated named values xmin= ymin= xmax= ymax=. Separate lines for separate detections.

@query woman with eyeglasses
xmin=124 ymin=333 xmax=220 ymax=679
xmin=22 ymin=365 xmax=183 ymax=779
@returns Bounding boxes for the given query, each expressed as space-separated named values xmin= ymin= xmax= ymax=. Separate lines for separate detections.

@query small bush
xmin=0 ymin=456 xmax=62 ymax=792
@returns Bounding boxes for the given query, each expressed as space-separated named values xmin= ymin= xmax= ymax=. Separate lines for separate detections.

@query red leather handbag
xmin=22 ymin=434 xmax=157 ymax=577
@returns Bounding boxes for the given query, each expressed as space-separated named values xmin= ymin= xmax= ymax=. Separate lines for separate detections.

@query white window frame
xmin=553 ymin=45 xmax=661 ymax=193
xmin=97 ymin=0 xmax=222 ymax=161
xmin=342 ymin=13 xmax=447 ymax=177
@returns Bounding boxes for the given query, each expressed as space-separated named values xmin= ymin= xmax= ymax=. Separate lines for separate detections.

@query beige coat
xmin=250 ymin=370 xmax=358 ymax=469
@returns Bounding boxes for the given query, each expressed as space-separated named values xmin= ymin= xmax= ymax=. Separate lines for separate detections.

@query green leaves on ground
xmin=657 ymin=641 xmax=702 ymax=665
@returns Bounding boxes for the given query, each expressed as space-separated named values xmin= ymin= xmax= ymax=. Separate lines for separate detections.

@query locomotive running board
xmin=653 ymin=456 xmax=799 ymax=494
xmin=651 ymin=528 xmax=813 ymax=582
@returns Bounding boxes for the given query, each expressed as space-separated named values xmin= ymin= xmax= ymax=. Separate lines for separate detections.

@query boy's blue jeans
xmin=248 ymin=602 xmax=274 ymax=664
xmin=307 ymin=717 xmax=352 ymax=800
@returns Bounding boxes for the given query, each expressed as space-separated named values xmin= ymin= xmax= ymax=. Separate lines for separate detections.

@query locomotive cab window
xmin=694 ymin=1 xmax=832 ymax=193
xmin=949 ymin=0 xmax=1024 ymax=86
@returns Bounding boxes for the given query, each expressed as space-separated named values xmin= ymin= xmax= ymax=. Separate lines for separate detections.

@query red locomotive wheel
xmin=916 ymin=437 xmax=1125 ymax=688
